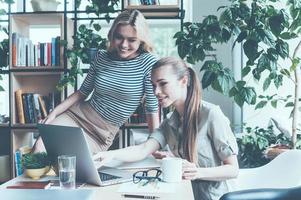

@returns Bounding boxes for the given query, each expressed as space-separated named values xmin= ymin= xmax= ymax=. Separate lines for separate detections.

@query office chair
xmin=231 ymin=150 xmax=301 ymax=191
xmin=219 ymin=186 xmax=301 ymax=200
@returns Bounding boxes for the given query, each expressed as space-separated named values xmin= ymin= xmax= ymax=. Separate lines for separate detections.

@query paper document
xmin=118 ymin=181 xmax=176 ymax=194
xmin=103 ymin=156 xmax=161 ymax=169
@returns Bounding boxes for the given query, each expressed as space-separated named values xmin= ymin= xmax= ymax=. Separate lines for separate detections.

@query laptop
xmin=37 ymin=124 xmax=133 ymax=186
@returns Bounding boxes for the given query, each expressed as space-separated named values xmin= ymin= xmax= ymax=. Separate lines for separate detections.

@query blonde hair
xmin=152 ymin=57 xmax=201 ymax=163
xmin=107 ymin=10 xmax=153 ymax=53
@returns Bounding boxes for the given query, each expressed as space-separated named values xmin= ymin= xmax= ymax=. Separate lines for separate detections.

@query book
xmin=14 ymin=150 xmax=23 ymax=176
xmin=55 ymin=36 xmax=60 ymax=66
xmin=6 ymin=181 xmax=51 ymax=189
xmin=22 ymin=93 xmax=30 ymax=123
xmin=26 ymin=93 xmax=36 ymax=123
xmin=51 ymin=37 xmax=56 ymax=66
xmin=15 ymin=89 xmax=25 ymax=124
xmin=12 ymin=32 xmax=17 ymax=66
xmin=38 ymin=95 xmax=48 ymax=119
xmin=33 ymin=94 xmax=42 ymax=121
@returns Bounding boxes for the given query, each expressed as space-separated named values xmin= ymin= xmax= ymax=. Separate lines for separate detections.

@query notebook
xmin=6 ymin=181 xmax=51 ymax=189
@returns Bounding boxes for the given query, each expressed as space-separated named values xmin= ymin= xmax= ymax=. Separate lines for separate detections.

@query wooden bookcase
xmin=8 ymin=12 xmax=73 ymax=177
xmin=0 ymin=0 xmax=184 ymax=179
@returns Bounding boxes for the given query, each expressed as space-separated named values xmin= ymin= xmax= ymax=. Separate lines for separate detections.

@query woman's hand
xmin=182 ymin=159 xmax=199 ymax=180
xmin=40 ymin=112 xmax=56 ymax=124
xmin=152 ymin=150 xmax=175 ymax=159
xmin=92 ymin=151 xmax=114 ymax=168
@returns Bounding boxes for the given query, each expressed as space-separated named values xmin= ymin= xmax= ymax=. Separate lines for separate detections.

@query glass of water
xmin=58 ymin=155 xmax=76 ymax=189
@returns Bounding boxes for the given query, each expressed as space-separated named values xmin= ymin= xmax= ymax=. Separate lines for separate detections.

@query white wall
xmin=192 ymin=0 xmax=242 ymax=132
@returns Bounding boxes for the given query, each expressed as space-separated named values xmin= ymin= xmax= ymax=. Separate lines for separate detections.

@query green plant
xmin=237 ymin=125 xmax=292 ymax=168
xmin=0 ymin=0 xmax=13 ymax=92
xmin=0 ymin=22 xmax=9 ymax=92
xmin=57 ymin=0 xmax=118 ymax=90
xmin=22 ymin=152 xmax=50 ymax=169
xmin=85 ymin=0 xmax=119 ymax=23
xmin=174 ymin=0 xmax=301 ymax=148
xmin=57 ymin=23 xmax=107 ymax=90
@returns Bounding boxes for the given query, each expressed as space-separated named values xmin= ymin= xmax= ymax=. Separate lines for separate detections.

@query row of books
xmin=11 ymin=32 xmax=61 ymax=67
xmin=138 ymin=0 xmax=159 ymax=5
xmin=15 ymin=89 xmax=61 ymax=124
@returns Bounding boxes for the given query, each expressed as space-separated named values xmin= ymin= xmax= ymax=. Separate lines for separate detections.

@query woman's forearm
xmin=51 ymin=90 xmax=85 ymax=116
xmin=197 ymin=155 xmax=239 ymax=181
xmin=105 ymin=139 xmax=160 ymax=162
xmin=146 ymin=113 xmax=160 ymax=133
xmin=197 ymin=164 xmax=239 ymax=181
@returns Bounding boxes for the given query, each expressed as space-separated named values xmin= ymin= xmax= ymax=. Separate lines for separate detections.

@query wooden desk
xmin=0 ymin=174 xmax=194 ymax=200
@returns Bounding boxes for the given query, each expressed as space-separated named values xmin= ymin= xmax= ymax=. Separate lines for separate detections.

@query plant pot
xmin=25 ymin=167 xmax=47 ymax=180
xmin=265 ymin=145 xmax=291 ymax=160
xmin=82 ymin=48 xmax=98 ymax=64
xmin=88 ymin=48 xmax=98 ymax=63
xmin=31 ymin=0 xmax=60 ymax=12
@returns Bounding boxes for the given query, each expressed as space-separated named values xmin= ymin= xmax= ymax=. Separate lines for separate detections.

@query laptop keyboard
xmin=99 ymin=172 xmax=121 ymax=181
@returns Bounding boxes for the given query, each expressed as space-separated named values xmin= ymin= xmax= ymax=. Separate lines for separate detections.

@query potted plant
xmin=237 ymin=125 xmax=296 ymax=168
xmin=31 ymin=0 xmax=60 ymax=12
xmin=174 ymin=0 xmax=301 ymax=149
xmin=56 ymin=0 xmax=118 ymax=90
xmin=85 ymin=0 xmax=119 ymax=23
xmin=57 ymin=23 xmax=107 ymax=90
xmin=22 ymin=152 xmax=50 ymax=179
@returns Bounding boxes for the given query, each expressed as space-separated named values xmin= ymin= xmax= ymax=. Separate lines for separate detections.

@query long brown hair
xmin=107 ymin=9 xmax=153 ymax=53
xmin=152 ymin=57 xmax=201 ymax=163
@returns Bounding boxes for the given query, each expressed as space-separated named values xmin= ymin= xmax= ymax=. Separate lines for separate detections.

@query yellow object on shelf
xmin=25 ymin=167 xmax=47 ymax=180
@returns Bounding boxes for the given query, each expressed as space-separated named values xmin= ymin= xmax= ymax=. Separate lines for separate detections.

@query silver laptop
xmin=37 ymin=124 xmax=133 ymax=186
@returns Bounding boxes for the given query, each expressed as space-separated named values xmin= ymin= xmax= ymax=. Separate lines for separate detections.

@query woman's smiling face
xmin=111 ymin=24 xmax=141 ymax=60
xmin=151 ymin=65 xmax=188 ymax=109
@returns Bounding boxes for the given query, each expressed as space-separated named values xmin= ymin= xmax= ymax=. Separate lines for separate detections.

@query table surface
xmin=0 ymin=173 xmax=194 ymax=200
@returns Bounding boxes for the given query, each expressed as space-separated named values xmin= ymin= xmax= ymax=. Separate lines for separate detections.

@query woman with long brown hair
xmin=94 ymin=57 xmax=239 ymax=200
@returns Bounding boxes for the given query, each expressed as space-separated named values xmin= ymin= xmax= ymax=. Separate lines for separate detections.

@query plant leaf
xmin=93 ymin=23 xmax=101 ymax=31
xmin=242 ymin=66 xmax=251 ymax=77
xmin=271 ymin=100 xmax=277 ymax=108
xmin=255 ymin=101 xmax=267 ymax=109
xmin=275 ymin=39 xmax=289 ymax=59
xmin=263 ymin=77 xmax=271 ymax=91
xmin=201 ymin=71 xmax=216 ymax=89
xmin=243 ymin=39 xmax=258 ymax=62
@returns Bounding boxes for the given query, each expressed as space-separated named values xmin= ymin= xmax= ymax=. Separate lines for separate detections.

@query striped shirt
xmin=79 ymin=50 xmax=158 ymax=126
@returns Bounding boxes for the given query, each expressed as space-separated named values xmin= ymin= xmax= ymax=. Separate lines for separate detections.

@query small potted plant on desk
xmin=22 ymin=152 xmax=50 ymax=180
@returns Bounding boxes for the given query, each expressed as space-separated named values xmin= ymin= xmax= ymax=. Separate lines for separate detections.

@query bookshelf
xmin=0 ymin=0 xmax=184 ymax=180
xmin=7 ymin=12 xmax=73 ymax=177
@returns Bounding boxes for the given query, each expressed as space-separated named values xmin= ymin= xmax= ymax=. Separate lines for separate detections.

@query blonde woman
xmin=34 ymin=10 xmax=160 ymax=154
xmin=94 ymin=57 xmax=239 ymax=200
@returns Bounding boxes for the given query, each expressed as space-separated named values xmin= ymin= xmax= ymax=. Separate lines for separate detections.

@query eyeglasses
xmin=133 ymin=168 xmax=162 ymax=186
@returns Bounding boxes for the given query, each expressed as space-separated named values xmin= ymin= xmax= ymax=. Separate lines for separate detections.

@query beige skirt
xmin=50 ymin=101 xmax=119 ymax=154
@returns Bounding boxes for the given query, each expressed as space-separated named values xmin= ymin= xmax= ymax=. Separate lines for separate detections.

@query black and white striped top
xmin=79 ymin=50 xmax=158 ymax=126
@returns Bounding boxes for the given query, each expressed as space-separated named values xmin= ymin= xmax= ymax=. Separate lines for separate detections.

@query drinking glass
xmin=58 ymin=155 xmax=76 ymax=189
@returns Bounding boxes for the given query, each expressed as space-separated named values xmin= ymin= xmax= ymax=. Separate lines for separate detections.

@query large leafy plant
xmin=237 ymin=125 xmax=292 ymax=168
xmin=174 ymin=0 xmax=301 ymax=148
xmin=0 ymin=0 xmax=13 ymax=91
xmin=57 ymin=0 xmax=118 ymax=90
xmin=0 ymin=36 xmax=8 ymax=91
xmin=57 ymin=23 xmax=107 ymax=90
